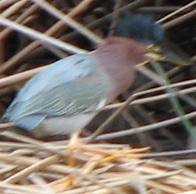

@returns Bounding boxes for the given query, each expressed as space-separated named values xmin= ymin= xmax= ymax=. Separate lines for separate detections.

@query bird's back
xmin=3 ymin=53 xmax=109 ymax=130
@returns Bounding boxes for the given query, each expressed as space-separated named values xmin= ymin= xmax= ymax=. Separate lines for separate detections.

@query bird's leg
xmin=67 ymin=132 xmax=80 ymax=166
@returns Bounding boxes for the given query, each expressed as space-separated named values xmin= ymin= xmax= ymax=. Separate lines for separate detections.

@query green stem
xmin=150 ymin=61 xmax=196 ymax=140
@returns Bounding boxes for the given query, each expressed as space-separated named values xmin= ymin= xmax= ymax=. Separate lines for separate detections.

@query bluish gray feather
xmin=3 ymin=53 xmax=108 ymax=129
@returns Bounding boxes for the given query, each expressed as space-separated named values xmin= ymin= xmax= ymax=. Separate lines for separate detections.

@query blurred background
xmin=0 ymin=0 xmax=196 ymax=153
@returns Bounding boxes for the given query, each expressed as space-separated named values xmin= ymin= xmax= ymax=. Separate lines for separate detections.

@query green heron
xmin=2 ymin=37 xmax=150 ymax=137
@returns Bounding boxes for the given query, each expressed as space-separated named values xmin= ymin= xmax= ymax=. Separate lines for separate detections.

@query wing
xmin=4 ymin=54 xmax=108 ymax=123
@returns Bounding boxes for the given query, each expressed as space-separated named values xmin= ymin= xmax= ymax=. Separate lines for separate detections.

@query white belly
xmin=31 ymin=112 xmax=98 ymax=137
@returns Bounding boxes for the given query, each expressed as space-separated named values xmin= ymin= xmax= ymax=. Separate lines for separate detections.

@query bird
xmin=2 ymin=36 xmax=151 ymax=138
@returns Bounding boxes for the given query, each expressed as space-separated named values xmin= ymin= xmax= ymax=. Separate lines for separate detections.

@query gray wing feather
xmin=4 ymin=54 xmax=108 ymax=122
xmin=16 ymin=54 xmax=93 ymax=100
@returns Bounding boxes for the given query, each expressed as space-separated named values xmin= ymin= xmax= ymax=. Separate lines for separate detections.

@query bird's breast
xmin=31 ymin=112 xmax=98 ymax=137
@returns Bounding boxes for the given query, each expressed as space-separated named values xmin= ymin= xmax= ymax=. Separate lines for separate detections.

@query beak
xmin=146 ymin=44 xmax=190 ymax=66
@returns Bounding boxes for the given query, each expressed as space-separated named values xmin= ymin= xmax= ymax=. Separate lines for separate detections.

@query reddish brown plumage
xmin=94 ymin=37 xmax=149 ymax=103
